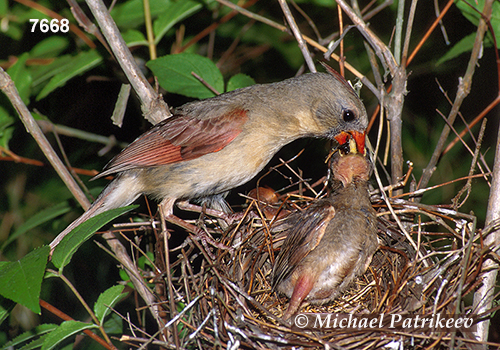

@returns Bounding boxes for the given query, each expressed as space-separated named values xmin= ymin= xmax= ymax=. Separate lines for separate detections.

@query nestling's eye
xmin=343 ymin=109 xmax=356 ymax=122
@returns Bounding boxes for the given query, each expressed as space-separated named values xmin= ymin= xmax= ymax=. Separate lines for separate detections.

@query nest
xmin=114 ymin=157 xmax=499 ymax=350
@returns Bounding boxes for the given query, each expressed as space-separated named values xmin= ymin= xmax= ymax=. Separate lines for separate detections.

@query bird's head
xmin=302 ymin=72 xmax=368 ymax=154
xmin=331 ymin=137 xmax=371 ymax=187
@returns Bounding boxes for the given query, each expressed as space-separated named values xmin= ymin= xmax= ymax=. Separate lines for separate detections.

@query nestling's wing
xmin=94 ymin=108 xmax=248 ymax=179
xmin=271 ymin=200 xmax=336 ymax=289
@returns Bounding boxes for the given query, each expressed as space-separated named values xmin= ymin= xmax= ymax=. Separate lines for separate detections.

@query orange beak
xmin=334 ymin=131 xmax=366 ymax=154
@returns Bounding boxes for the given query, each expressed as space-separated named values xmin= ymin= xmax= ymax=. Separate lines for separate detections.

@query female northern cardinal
xmin=272 ymin=138 xmax=378 ymax=319
xmin=51 ymin=71 xmax=368 ymax=250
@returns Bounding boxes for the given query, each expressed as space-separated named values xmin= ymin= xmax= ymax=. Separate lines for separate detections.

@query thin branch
xmin=0 ymin=68 xmax=90 ymax=209
xmin=419 ymin=0 xmax=495 ymax=190
xmin=84 ymin=0 xmax=170 ymax=125
xmin=278 ymin=0 xmax=316 ymax=73
xmin=473 ymin=100 xmax=500 ymax=344
xmin=214 ymin=0 xmax=378 ymax=96
xmin=335 ymin=0 xmax=398 ymax=76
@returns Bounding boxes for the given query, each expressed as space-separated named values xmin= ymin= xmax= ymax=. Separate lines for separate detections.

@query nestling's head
xmin=331 ymin=137 xmax=372 ymax=187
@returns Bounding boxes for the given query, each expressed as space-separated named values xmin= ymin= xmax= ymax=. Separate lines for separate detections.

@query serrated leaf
xmin=94 ymin=285 xmax=126 ymax=324
xmin=6 ymin=53 xmax=32 ymax=105
xmin=1 ymin=202 xmax=72 ymax=252
xmin=226 ymin=73 xmax=255 ymax=92
xmin=0 ymin=246 xmax=50 ymax=314
xmin=36 ymin=50 xmax=102 ymax=100
xmin=153 ymin=0 xmax=202 ymax=44
xmin=147 ymin=53 xmax=223 ymax=99
xmin=41 ymin=321 xmax=97 ymax=350
xmin=2 ymin=323 xmax=57 ymax=350
xmin=51 ymin=205 xmax=138 ymax=270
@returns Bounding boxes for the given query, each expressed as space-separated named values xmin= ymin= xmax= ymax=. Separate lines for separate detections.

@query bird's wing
xmin=272 ymin=201 xmax=336 ymax=289
xmin=94 ymin=108 xmax=248 ymax=179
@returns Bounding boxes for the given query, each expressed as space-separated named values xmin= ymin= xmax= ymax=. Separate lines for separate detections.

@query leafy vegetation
xmin=1 ymin=0 xmax=499 ymax=348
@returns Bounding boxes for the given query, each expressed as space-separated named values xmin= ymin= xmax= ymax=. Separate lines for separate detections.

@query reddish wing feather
xmin=272 ymin=202 xmax=336 ymax=288
xmin=94 ymin=108 xmax=248 ymax=179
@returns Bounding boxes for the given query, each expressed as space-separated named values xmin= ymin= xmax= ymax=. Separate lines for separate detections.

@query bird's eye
xmin=343 ymin=109 xmax=356 ymax=122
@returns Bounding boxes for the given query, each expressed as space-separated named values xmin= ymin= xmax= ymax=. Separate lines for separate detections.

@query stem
xmin=48 ymin=269 xmax=113 ymax=345
xmin=394 ymin=0 xmax=405 ymax=64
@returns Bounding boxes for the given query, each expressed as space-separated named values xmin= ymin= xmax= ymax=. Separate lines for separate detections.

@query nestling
xmin=51 ymin=71 xmax=368 ymax=250
xmin=272 ymin=138 xmax=378 ymax=319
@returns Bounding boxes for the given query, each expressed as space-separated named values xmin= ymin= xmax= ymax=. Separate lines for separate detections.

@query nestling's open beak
xmin=334 ymin=131 xmax=366 ymax=155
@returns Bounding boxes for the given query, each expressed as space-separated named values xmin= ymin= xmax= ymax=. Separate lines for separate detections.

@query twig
xmin=40 ymin=299 xmax=117 ymax=350
xmin=278 ymin=0 xmax=316 ymax=73
xmin=419 ymin=0 xmax=495 ymax=190
xmin=214 ymin=0 xmax=379 ymax=96
xmin=84 ymin=0 xmax=170 ymax=125
xmin=37 ymin=119 xmax=128 ymax=149
xmin=0 ymin=68 xmax=90 ymax=209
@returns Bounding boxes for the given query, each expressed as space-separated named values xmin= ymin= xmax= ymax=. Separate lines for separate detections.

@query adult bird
xmin=50 ymin=71 xmax=368 ymax=251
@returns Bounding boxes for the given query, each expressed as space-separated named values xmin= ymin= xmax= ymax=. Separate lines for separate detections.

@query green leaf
xmin=147 ymin=53 xmax=224 ymax=99
xmin=0 ymin=295 xmax=15 ymax=327
xmin=51 ymin=205 xmax=138 ymax=270
xmin=119 ymin=251 xmax=154 ymax=288
xmin=456 ymin=0 xmax=500 ymax=45
xmin=101 ymin=312 xmax=123 ymax=335
xmin=0 ymin=246 xmax=50 ymax=313
xmin=0 ymin=0 xmax=7 ymax=16
xmin=111 ymin=0 xmax=176 ymax=29
xmin=94 ymin=285 xmax=126 ymax=324
xmin=1 ymin=202 xmax=72 ymax=252
xmin=30 ymin=36 xmax=70 ymax=58
xmin=36 ymin=50 xmax=102 ymax=100
xmin=6 ymin=53 xmax=32 ymax=105
xmin=30 ymin=55 xmax=74 ymax=89
xmin=121 ymin=29 xmax=148 ymax=47
xmin=153 ymin=0 xmax=202 ymax=44
xmin=226 ymin=73 xmax=255 ymax=92
xmin=436 ymin=33 xmax=476 ymax=66
xmin=2 ymin=323 xmax=57 ymax=350
xmin=41 ymin=321 xmax=97 ymax=350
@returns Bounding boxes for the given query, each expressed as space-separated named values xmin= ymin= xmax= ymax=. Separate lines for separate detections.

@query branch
xmin=0 ymin=67 xmax=166 ymax=331
xmin=473 ymin=113 xmax=500 ymax=343
xmin=84 ymin=0 xmax=170 ymax=125
xmin=0 ymin=68 xmax=90 ymax=209
xmin=418 ymin=0 xmax=494 ymax=190
xmin=277 ymin=0 xmax=316 ymax=73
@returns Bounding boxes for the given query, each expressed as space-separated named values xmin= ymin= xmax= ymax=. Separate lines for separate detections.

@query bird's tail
xmin=50 ymin=174 xmax=142 ymax=251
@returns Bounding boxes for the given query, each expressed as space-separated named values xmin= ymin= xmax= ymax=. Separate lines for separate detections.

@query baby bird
xmin=271 ymin=138 xmax=378 ymax=319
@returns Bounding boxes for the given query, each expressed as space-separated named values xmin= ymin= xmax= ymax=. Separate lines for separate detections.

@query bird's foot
xmin=176 ymin=201 xmax=256 ymax=226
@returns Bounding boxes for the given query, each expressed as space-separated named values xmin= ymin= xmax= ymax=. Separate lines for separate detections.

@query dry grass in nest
xmin=116 ymin=157 xmax=499 ymax=350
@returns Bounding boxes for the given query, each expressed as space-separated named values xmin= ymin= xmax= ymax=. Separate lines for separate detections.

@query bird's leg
xmin=283 ymin=274 xmax=315 ymax=320
xmin=158 ymin=198 xmax=231 ymax=257
xmin=176 ymin=201 xmax=255 ymax=225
